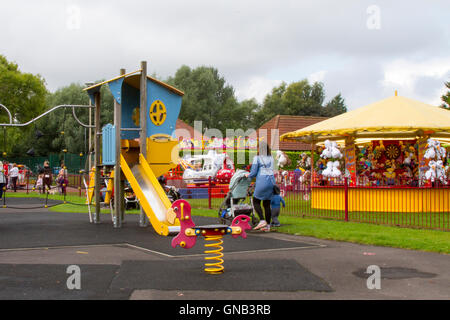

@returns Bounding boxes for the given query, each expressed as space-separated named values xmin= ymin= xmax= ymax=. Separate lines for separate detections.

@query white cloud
xmin=380 ymin=58 xmax=450 ymax=104
xmin=0 ymin=0 xmax=448 ymax=110
xmin=308 ymin=70 xmax=327 ymax=84
xmin=235 ymin=77 xmax=283 ymax=103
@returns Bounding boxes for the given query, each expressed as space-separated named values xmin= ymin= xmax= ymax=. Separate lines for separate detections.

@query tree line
xmin=3 ymin=54 xmax=446 ymax=158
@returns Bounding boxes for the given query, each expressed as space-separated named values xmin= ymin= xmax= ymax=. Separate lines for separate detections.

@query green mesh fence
xmin=4 ymin=153 xmax=88 ymax=174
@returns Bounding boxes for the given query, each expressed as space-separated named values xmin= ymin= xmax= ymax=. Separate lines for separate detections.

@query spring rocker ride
xmin=169 ymin=199 xmax=252 ymax=274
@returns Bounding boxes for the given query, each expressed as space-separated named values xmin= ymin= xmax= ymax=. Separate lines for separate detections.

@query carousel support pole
xmin=139 ymin=61 xmax=148 ymax=228
xmin=310 ymin=138 xmax=316 ymax=186
xmin=344 ymin=177 xmax=349 ymax=221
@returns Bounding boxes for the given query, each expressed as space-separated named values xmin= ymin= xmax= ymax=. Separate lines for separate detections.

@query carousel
xmin=281 ymin=93 xmax=450 ymax=213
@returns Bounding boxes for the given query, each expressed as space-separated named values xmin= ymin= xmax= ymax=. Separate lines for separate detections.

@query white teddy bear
xmin=435 ymin=160 xmax=447 ymax=185
xmin=320 ymin=140 xmax=333 ymax=158
xmin=322 ymin=161 xmax=334 ymax=177
xmin=320 ymin=140 xmax=343 ymax=178
xmin=331 ymin=141 xmax=343 ymax=159
xmin=425 ymin=160 xmax=437 ymax=182
xmin=330 ymin=161 xmax=342 ymax=178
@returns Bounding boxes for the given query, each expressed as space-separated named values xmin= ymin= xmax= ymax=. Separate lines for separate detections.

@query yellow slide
xmin=120 ymin=153 xmax=180 ymax=236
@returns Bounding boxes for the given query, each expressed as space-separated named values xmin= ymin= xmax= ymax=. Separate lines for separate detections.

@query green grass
xmin=3 ymin=192 xmax=449 ymax=254
xmin=186 ymin=196 xmax=450 ymax=230
xmin=187 ymin=208 xmax=450 ymax=254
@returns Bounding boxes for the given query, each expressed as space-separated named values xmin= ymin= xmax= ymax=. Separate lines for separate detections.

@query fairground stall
xmin=280 ymin=94 xmax=450 ymax=231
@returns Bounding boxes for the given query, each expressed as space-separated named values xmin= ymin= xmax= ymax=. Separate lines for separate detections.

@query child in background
xmin=270 ymin=185 xmax=285 ymax=227
xmin=35 ymin=173 xmax=43 ymax=194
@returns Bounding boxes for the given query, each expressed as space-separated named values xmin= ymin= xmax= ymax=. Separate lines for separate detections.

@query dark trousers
xmin=271 ymin=207 xmax=281 ymax=225
xmin=253 ymin=197 xmax=271 ymax=224
xmin=0 ymin=183 xmax=4 ymax=198
xmin=43 ymin=178 xmax=52 ymax=193
xmin=11 ymin=177 xmax=18 ymax=192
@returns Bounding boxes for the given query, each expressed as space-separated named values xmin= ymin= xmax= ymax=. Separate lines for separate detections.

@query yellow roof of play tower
xmin=280 ymin=94 xmax=450 ymax=143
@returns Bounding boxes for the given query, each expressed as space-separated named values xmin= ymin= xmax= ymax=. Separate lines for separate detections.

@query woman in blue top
xmin=246 ymin=141 xmax=275 ymax=231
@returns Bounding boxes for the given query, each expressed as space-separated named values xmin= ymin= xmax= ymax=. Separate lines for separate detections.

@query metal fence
xmin=170 ymin=172 xmax=450 ymax=231
xmin=13 ymin=169 xmax=449 ymax=231
xmin=5 ymin=153 xmax=88 ymax=174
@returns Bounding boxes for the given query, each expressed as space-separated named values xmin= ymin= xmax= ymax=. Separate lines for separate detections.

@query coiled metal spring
xmin=204 ymin=235 xmax=224 ymax=274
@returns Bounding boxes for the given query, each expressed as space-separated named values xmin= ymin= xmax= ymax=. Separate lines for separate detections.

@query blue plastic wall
xmin=102 ymin=124 xmax=116 ymax=165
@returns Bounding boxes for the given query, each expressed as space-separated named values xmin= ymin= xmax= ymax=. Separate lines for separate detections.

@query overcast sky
xmin=1 ymin=0 xmax=449 ymax=110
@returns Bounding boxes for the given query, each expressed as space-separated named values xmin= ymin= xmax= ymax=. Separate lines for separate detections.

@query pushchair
xmin=124 ymin=186 xmax=140 ymax=210
xmin=158 ymin=175 xmax=181 ymax=203
xmin=218 ymin=170 xmax=259 ymax=227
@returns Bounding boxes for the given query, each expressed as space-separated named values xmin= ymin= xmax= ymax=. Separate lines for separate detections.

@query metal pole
xmin=94 ymin=91 xmax=101 ymax=224
xmin=344 ymin=177 xmax=349 ymax=222
xmin=208 ymin=176 xmax=212 ymax=209
xmin=311 ymin=140 xmax=316 ymax=187
xmin=88 ymin=99 xmax=92 ymax=173
xmin=114 ymin=68 xmax=126 ymax=228
xmin=139 ymin=61 xmax=148 ymax=227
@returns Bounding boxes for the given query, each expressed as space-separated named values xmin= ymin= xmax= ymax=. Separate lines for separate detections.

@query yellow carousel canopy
xmin=280 ymin=94 xmax=450 ymax=144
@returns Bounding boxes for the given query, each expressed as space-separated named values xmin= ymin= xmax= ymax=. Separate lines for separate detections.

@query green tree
xmin=441 ymin=81 xmax=450 ymax=110
xmin=0 ymin=55 xmax=48 ymax=157
xmin=236 ymin=98 xmax=261 ymax=130
xmin=254 ymin=79 xmax=347 ymax=127
xmin=321 ymin=93 xmax=347 ymax=117
xmin=167 ymin=65 xmax=241 ymax=134
xmin=37 ymin=83 xmax=114 ymax=156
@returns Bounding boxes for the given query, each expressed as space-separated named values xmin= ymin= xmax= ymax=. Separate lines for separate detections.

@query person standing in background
xmin=246 ymin=141 xmax=276 ymax=232
xmin=270 ymin=185 xmax=285 ymax=227
xmin=57 ymin=162 xmax=69 ymax=195
xmin=9 ymin=163 xmax=19 ymax=192
xmin=42 ymin=160 xmax=53 ymax=193
xmin=3 ymin=161 xmax=9 ymax=189
xmin=0 ymin=161 xmax=6 ymax=198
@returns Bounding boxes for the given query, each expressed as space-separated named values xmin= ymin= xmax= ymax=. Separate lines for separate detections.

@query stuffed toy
xmin=435 ymin=160 xmax=447 ymax=185
xmin=320 ymin=140 xmax=342 ymax=159
xmin=403 ymin=150 xmax=412 ymax=166
xmin=383 ymin=159 xmax=396 ymax=185
xmin=400 ymin=166 xmax=413 ymax=181
xmin=321 ymin=160 xmax=341 ymax=178
xmin=365 ymin=154 xmax=374 ymax=169
xmin=424 ymin=139 xmax=446 ymax=160
xmin=425 ymin=160 xmax=437 ymax=182
xmin=322 ymin=161 xmax=334 ymax=177
xmin=297 ymin=153 xmax=311 ymax=170
xmin=359 ymin=157 xmax=367 ymax=169
xmin=331 ymin=141 xmax=343 ymax=159
xmin=330 ymin=161 xmax=342 ymax=178
xmin=299 ymin=170 xmax=311 ymax=186
xmin=424 ymin=139 xmax=437 ymax=159
xmin=276 ymin=150 xmax=292 ymax=168
xmin=319 ymin=140 xmax=342 ymax=178
xmin=373 ymin=141 xmax=385 ymax=159
xmin=320 ymin=140 xmax=333 ymax=158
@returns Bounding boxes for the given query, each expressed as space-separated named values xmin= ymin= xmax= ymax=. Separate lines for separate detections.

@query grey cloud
xmin=0 ymin=0 xmax=448 ymax=108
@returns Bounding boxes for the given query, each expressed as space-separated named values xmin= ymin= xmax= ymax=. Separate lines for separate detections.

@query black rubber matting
xmin=0 ymin=209 xmax=321 ymax=256
xmin=0 ymin=263 xmax=128 ymax=300
xmin=1 ymin=196 xmax=63 ymax=208
xmin=110 ymin=259 xmax=333 ymax=292
xmin=0 ymin=259 xmax=332 ymax=299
